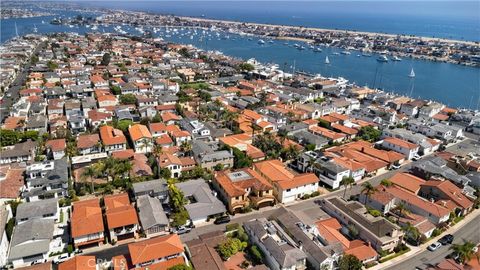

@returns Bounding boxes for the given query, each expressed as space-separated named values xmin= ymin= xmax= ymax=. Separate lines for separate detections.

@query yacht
xmin=332 ymin=52 xmax=340 ymax=55
xmin=377 ymin=55 xmax=389 ymax=62
xmin=313 ymin=47 xmax=322 ymax=52
xmin=268 ymin=40 xmax=274 ymax=44
xmin=408 ymin=68 xmax=415 ymax=78
xmin=392 ymin=56 xmax=402 ymax=61
xmin=325 ymin=56 xmax=330 ymax=64
xmin=258 ymin=39 xmax=265 ymax=45
xmin=341 ymin=50 xmax=351 ymax=55
xmin=33 ymin=24 xmax=38 ymax=33
xmin=91 ymin=25 xmax=98 ymax=30
xmin=297 ymin=46 xmax=306 ymax=50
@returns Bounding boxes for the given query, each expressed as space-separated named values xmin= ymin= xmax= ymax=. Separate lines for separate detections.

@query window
xmin=286 ymin=189 xmax=291 ymax=192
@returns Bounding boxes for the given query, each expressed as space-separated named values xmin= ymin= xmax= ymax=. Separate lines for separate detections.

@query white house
xmin=381 ymin=137 xmax=419 ymax=160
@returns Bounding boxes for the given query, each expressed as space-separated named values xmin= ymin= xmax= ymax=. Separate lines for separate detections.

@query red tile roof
xmin=128 ymin=234 xmax=185 ymax=266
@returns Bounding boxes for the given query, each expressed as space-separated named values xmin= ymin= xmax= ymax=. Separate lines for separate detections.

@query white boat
xmin=341 ymin=50 xmax=351 ymax=55
xmin=325 ymin=56 xmax=330 ymax=64
xmin=91 ymin=25 xmax=98 ymax=30
xmin=392 ymin=56 xmax=402 ymax=61
xmin=377 ymin=55 xmax=389 ymax=62
xmin=332 ymin=52 xmax=340 ymax=55
xmin=268 ymin=40 xmax=274 ymax=44
xmin=258 ymin=39 xmax=265 ymax=45
xmin=408 ymin=68 xmax=415 ymax=78
xmin=33 ymin=24 xmax=38 ymax=33
xmin=313 ymin=47 xmax=322 ymax=52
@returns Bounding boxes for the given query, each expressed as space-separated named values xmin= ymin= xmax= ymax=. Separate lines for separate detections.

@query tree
xmin=338 ymin=254 xmax=363 ymax=270
xmin=153 ymin=144 xmax=163 ymax=157
xmin=238 ymin=62 xmax=254 ymax=72
xmin=114 ymin=120 xmax=133 ymax=133
xmin=402 ymin=222 xmax=420 ymax=245
xmin=178 ymin=48 xmax=191 ymax=58
xmin=101 ymin=53 xmax=111 ymax=66
xmin=110 ymin=85 xmax=121 ymax=95
xmin=180 ymin=141 xmax=192 ymax=156
xmin=250 ymin=245 xmax=263 ymax=264
xmin=217 ymin=238 xmax=247 ymax=260
xmin=81 ymin=166 xmax=97 ymax=194
xmin=394 ymin=202 xmax=410 ymax=219
xmin=159 ymin=168 xmax=172 ymax=179
xmin=341 ymin=176 xmax=355 ymax=199
xmin=231 ymin=147 xmax=253 ymax=169
xmin=361 ymin=182 xmax=376 ymax=205
xmin=380 ymin=179 xmax=393 ymax=187
xmin=358 ymin=126 xmax=381 ymax=142
xmin=0 ymin=129 xmax=19 ymax=146
xmin=47 ymin=60 xmax=58 ymax=71
xmin=450 ymin=241 xmax=477 ymax=264
xmin=168 ymin=264 xmax=192 ymax=270
xmin=119 ymin=94 xmax=137 ymax=105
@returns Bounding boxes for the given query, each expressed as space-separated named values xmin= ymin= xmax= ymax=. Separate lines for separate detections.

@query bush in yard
xmin=250 ymin=245 xmax=263 ymax=264
xmin=217 ymin=238 xmax=247 ymax=260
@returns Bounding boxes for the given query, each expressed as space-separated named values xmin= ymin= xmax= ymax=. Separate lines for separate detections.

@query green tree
xmin=101 ymin=53 xmax=111 ymax=66
xmin=178 ymin=48 xmax=191 ymax=58
xmin=217 ymin=238 xmax=247 ymax=260
xmin=47 ymin=60 xmax=58 ymax=71
xmin=119 ymin=94 xmax=137 ymax=105
xmin=231 ymin=147 xmax=253 ymax=169
xmin=380 ymin=179 xmax=393 ymax=187
xmin=110 ymin=85 xmax=121 ymax=95
xmin=168 ymin=264 xmax=192 ymax=270
xmin=361 ymin=182 xmax=377 ymax=205
xmin=238 ymin=62 xmax=255 ymax=71
xmin=402 ymin=222 xmax=421 ymax=245
xmin=250 ymin=245 xmax=263 ymax=264
xmin=0 ymin=129 xmax=20 ymax=146
xmin=358 ymin=126 xmax=381 ymax=142
xmin=450 ymin=241 xmax=477 ymax=264
xmin=341 ymin=176 xmax=355 ymax=199
xmin=338 ymin=254 xmax=363 ymax=270
xmin=114 ymin=120 xmax=133 ymax=133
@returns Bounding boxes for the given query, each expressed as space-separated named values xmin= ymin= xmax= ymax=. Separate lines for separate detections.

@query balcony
xmin=114 ymin=225 xmax=135 ymax=235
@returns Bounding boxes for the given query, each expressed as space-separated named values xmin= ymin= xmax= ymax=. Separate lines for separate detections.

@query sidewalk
xmin=369 ymin=209 xmax=480 ymax=270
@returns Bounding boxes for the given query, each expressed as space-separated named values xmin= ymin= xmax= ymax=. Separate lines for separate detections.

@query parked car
xmin=214 ymin=215 xmax=231 ymax=225
xmin=428 ymin=242 xmax=442 ymax=251
xmin=31 ymin=259 xmax=46 ymax=265
xmin=53 ymin=253 xmax=70 ymax=264
xmin=174 ymin=226 xmax=191 ymax=235
xmin=439 ymin=234 xmax=454 ymax=245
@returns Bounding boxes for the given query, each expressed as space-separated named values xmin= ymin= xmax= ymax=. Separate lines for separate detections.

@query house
xmin=0 ymin=140 xmax=37 ymax=165
xmin=71 ymin=199 xmax=105 ymax=249
xmin=192 ymin=141 xmax=234 ymax=170
xmin=7 ymin=219 xmax=56 ymax=268
xmin=0 ymin=205 xmax=12 ymax=267
xmin=128 ymin=124 xmax=153 ymax=153
xmin=186 ymin=231 xmax=228 ymax=270
xmin=412 ymin=157 xmax=471 ymax=186
xmin=16 ymin=198 xmax=59 ymax=224
xmin=175 ymin=179 xmax=227 ymax=225
xmin=364 ymin=184 xmax=451 ymax=225
xmin=254 ymin=159 xmax=319 ymax=203
xmin=213 ymin=169 xmax=275 ymax=214
xmin=58 ymin=256 xmax=97 ymax=270
xmin=136 ymin=195 xmax=169 ymax=237
xmin=275 ymin=208 xmax=336 ymax=270
xmin=320 ymin=197 xmax=404 ymax=252
xmin=382 ymin=128 xmax=441 ymax=156
xmin=87 ymin=110 xmax=112 ymax=128
xmin=381 ymin=137 xmax=419 ymax=160
xmin=99 ymin=125 xmax=127 ymax=153
xmin=77 ymin=134 xmax=102 ymax=155
xmin=158 ymin=153 xmax=183 ymax=178
xmin=132 ymin=179 xmax=169 ymax=201
xmin=125 ymin=234 xmax=188 ymax=269
xmin=179 ymin=118 xmax=211 ymax=141
xmin=419 ymin=180 xmax=474 ymax=216
xmin=149 ymin=122 xmax=168 ymax=137
xmin=104 ymin=193 xmax=139 ymax=243
xmin=45 ymin=139 xmax=66 ymax=160
xmin=0 ymin=166 xmax=25 ymax=202
xmin=315 ymin=218 xmax=378 ymax=264
xmin=314 ymin=156 xmax=351 ymax=189
xmin=219 ymin=133 xmax=265 ymax=161
xmin=23 ymin=159 xmax=69 ymax=202
xmin=292 ymin=131 xmax=329 ymax=150
xmin=244 ymin=218 xmax=307 ymax=270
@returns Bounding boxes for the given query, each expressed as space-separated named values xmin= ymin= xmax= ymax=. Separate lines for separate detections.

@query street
xmin=386 ymin=214 xmax=480 ymax=270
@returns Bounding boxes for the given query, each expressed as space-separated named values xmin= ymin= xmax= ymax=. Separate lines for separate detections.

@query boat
xmin=268 ymin=40 xmax=274 ymax=44
xmin=313 ymin=47 xmax=322 ymax=52
xmin=33 ymin=24 xmax=38 ymax=33
xmin=392 ymin=56 xmax=402 ymax=61
xmin=325 ymin=56 xmax=330 ymax=64
xmin=50 ymin=18 xmax=61 ymax=25
xmin=408 ymin=68 xmax=415 ymax=78
xmin=332 ymin=52 xmax=340 ymax=55
xmin=91 ymin=25 xmax=98 ymax=30
xmin=377 ymin=55 xmax=389 ymax=62
xmin=297 ymin=46 xmax=306 ymax=50
xmin=341 ymin=50 xmax=351 ymax=55
xmin=258 ymin=39 xmax=265 ymax=45
xmin=362 ymin=52 xmax=372 ymax=57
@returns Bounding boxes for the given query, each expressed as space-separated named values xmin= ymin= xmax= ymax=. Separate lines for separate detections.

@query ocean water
xmin=1 ymin=3 xmax=479 ymax=109
xmin=81 ymin=1 xmax=480 ymax=42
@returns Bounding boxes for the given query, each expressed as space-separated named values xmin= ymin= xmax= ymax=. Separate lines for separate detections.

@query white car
xmin=53 ymin=254 xmax=70 ymax=264
xmin=428 ymin=242 xmax=442 ymax=251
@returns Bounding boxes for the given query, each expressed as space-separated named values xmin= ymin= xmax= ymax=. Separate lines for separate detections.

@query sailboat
xmin=33 ymin=24 xmax=38 ymax=33
xmin=15 ymin=22 xmax=19 ymax=37
xmin=325 ymin=56 xmax=330 ymax=64
xmin=408 ymin=68 xmax=415 ymax=78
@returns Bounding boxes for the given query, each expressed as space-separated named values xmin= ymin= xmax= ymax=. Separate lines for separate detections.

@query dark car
xmin=439 ymin=234 xmax=454 ymax=245
xmin=214 ymin=215 xmax=231 ymax=225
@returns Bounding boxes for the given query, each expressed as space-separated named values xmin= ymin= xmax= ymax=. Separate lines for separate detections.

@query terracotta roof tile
xmin=128 ymin=234 xmax=184 ymax=266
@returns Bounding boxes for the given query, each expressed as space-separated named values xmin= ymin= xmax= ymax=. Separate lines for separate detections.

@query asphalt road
xmin=386 ymin=214 xmax=480 ymax=270
xmin=0 ymin=42 xmax=44 ymax=121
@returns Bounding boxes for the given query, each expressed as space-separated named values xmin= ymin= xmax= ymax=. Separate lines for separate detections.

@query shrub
xmin=217 ymin=238 xmax=246 ymax=260
xmin=226 ymin=223 xmax=240 ymax=232
xmin=310 ymin=191 xmax=320 ymax=197
xmin=250 ymin=245 xmax=263 ymax=264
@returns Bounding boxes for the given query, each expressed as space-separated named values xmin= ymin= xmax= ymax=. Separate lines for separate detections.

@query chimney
xmin=361 ymin=147 xmax=365 ymax=153
xmin=298 ymin=241 xmax=303 ymax=251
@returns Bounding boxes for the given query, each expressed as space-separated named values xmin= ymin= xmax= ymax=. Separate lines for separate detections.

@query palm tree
xmin=380 ymin=179 xmax=393 ymax=187
xmin=81 ymin=165 xmax=96 ymax=194
xmin=153 ymin=144 xmax=163 ymax=157
xmin=361 ymin=182 xmax=376 ymax=205
xmin=306 ymin=157 xmax=316 ymax=173
xmin=341 ymin=176 xmax=355 ymax=199
xmin=450 ymin=241 xmax=477 ymax=264
xmin=180 ymin=141 xmax=192 ymax=156
xmin=394 ymin=202 xmax=410 ymax=219
xmin=402 ymin=222 xmax=420 ymax=245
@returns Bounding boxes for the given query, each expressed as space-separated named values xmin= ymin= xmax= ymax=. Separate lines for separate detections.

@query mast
xmin=15 ymin=22 xmax=19 ymax=37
